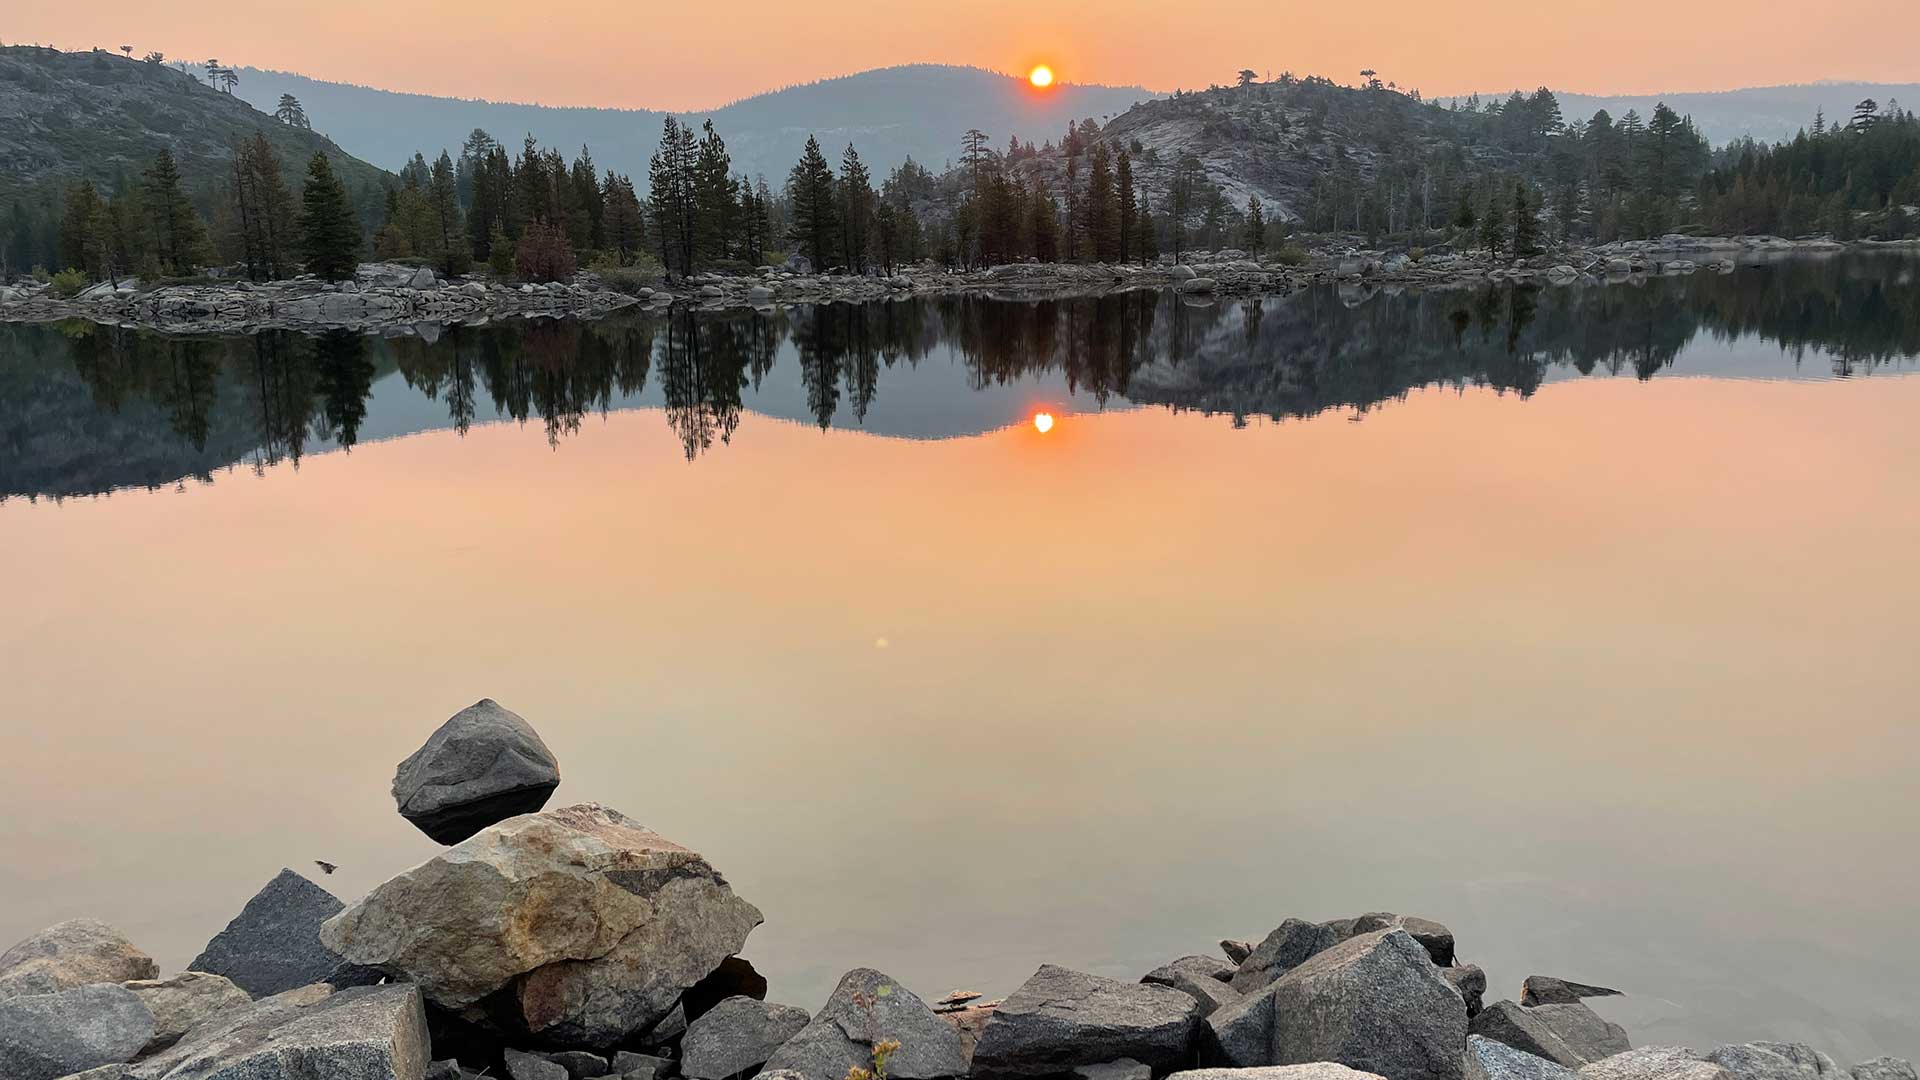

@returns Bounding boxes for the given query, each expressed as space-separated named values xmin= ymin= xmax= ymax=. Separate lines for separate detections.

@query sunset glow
xmin=1034 ymin=412 xmax=1056 ymax=433
xmin=1028 ymin=65 xmax=1054 ymax=88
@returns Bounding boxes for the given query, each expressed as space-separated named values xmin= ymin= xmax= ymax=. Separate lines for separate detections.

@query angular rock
xmin=681 ymin=995 xmax=811 ymax=1079
xmin=121 ymin=972 xmax=253 ymax=1054
xmin=1347 ymin=914 xmax=1456 ymax=968
xmin=1520 ymin=979 xmax=1623 ymax=1009
xmin=1171 ymin=265 xmax=1199 ymax=282
xmin=1208 ymin=929 xmax=1465 ymax=1080
xmin=614 ymin=1051 xmax=678 ymax=1077
xmin=939 ymin=1002 xmax=997 ymax=1067
xmin=536 ymin=1049 xmax=613 ymax=1078
xmin=392 ymin=699 xmax=563 ymax=844
xmin=1170 ymin=1065 xmax=1389 ymax=1080
xmin=1472 ymin=1002 xmax=1587 ymax=1068
xmin=1852 ymin=1061 xmax=1918 ymax=1080
xmin=1144 ymin=956 xmax=1244 ymax=1018
xmin=0 ymin=984 xmax=155 ymax=1080
xmin=508 ymin=1048 xmax=572 ymax=1080
xmin=1529 ymin=1004 xmax=1628 ymax=1063
xmin=408 ymin=268 xmax=437 ymax=289
xmin=1580 ymin=1048 xmax=1732 ymax=1080
xmin=1229 ymin=919 xmax=1341 ymax=994
xmin=1444 ymin=965 xmax=1487 ymax=1018
xmin=1708 ymin=1045 xmax=1851 ymax=1080
xmin=763 ymin=968 xmax=969 ymax=1080
xmin=1469 ymin=1036 xmax=1580 ymax=1080
xmin=971 ymin=964 xmax=1201 ymax=1080
xmin=1075 ymin=1060 xmax=1153 ymax=1080
xmin=681 ymin=956 xmax=770 ymax=1022
xmin=188 ymin=868 xmax=345 ymax=997
xmin=1220 ymin=941 xmax=1254 ymax=965
xmin=127 ymin=983 xmax=427 ymax=1080
xmin=0 ymin=920 xmax=159 ymax=998
xmin=321 ymin=803 xmax=762 ymax=1048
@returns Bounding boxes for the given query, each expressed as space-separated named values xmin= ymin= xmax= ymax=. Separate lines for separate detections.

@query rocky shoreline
xmin=3 ymin=699 xmax=1915 ymax=1080
xmin=0 ymin=237 xmax=1908 ymax=338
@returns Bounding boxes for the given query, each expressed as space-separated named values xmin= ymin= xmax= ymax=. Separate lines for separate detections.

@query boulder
xmin=938 ymin=1002 xmax=997 ymax=1067
xmin=1529 ymin=1005 xmax=1628 ymax=1063
xmin=1178 ymin=277 xmax=1219 ymax=294
xmin=0 ymin=920 xmax=158 ymax=998
xmin=321 ymin=803 xmax=762 ymax=1048
xmin=1171 ymin=265 xmax=1198 ymax=282
xmin=1520 ymin=979 xmax=1622 ymax=1009
xmin=612 ymin=1051 xmax=678 ymax=1077
xmin=1853 ymin=1061 xmax=1917 ymax=1080
xmin=971 ymin=964 xmax=1201 ymax=1080
xmin=392 ymin=699 xmax=562 ymax=844
xmin=408 ymin=268 xmax=438 ymax=289
xmin=1580 ymin=1049 xmax=1732 ymax=1080
xmin=121 ymin=971 xmax=253 ymax=1054
xmin=126 ymin=983 xmax=427 ymax=1080
xmin=763 ymin=969 xmax=967 ymax=1080
xmin=1220 ymin=941 xmax=1255 ymax=965
xmin=536 ymin=1049 xmax=614 ymax=1078
xmin=508 ymin=1048 xmax=572 ymax=1080
xmin=1075 ymin=1061 xmax=1153 ymax=1080
xmin=681 ymin=995 xmax=811 ymax=1079
xmin=1469 ymin=1036 xmax=1580 ymax=1080
xmin=1229 ymin=920 xmax=1341 ymax=994
xmin=0 ymin=984 xmax=155 ymax=1080
xmin=1707 ymin=1045 xmax=1852 ymax=1080
xmin=188 ymin=868 xmax=345 ymax=997
xmin=1444 ymin=965 xmax=1487 ymax=1018
xmin=1144 ymin=956 xmax=1243 ymax=1018
xmin=1471 ymin=1002 xmax=1587 ymax=1068
xmin=1347 ymin=915 xmax=1456 ymax=967
xmin=1170 ymin=1066 xmax=1389 ymax=1080
xmin=747 ymin=286 xmax=775 ymax=302
xmin=1207 ymin=929 xmax=1465 ymax=1080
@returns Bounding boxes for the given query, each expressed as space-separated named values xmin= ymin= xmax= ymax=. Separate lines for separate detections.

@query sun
xmin=1034 ymin=412 xmax=1056 ymax=433
xmin=1028 ymin=65 xmax=1055 ymax=89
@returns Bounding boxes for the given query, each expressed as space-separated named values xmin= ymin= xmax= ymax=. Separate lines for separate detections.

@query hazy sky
xmin=10 ymin=1 xmax=1920 ymax=111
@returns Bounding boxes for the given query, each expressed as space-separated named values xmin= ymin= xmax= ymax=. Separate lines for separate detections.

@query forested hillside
xmin=0 ymin=45 xmax=391 ymax=273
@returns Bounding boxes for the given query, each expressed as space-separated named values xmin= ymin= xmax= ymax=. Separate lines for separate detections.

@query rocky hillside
xmin=0 ymin=45 xmax=390 ymax=217
xmin=1052 ymin=78 xmax=1528 ymax=222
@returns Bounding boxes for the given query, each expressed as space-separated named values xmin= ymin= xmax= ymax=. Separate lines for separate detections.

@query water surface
xmin=3 ymin=254 xmax=1918 ymax=1062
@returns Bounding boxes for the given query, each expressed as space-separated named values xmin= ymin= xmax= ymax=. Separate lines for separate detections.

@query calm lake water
xmin=3 ymin=254 xmax=1918 ymax=1062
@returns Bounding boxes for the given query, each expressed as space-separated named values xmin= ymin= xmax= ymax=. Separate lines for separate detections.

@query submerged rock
xmin=0 ymin=919 xmax=158 ymax=998
xmin=971 ymin=964 xmax=1201 ymax=1080
xmin=188 ymin=868 xmax=345 ymax=997
xmin=763 ymin=968 xmax=968 ymax=1080
xmin=321 ymin=803 xmax=761 ymax=1048
xmin=0 ymin=983 xmax=155 ymax=1080
xmin=121 ymin=971 xmax=253 ymax=1054
xmin=680 ymin=995 xmax=811 ymax=1079
xmin=392 ymin=698 xmax=562 ymax=844
xmin=126 ymin=983 xmax=428 ymax=1080
xmin=1207 ymin=929 xmax=1465 ymax=1080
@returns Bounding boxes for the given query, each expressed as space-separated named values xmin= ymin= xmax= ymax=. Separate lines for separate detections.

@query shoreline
xmin=0 ymin=237 xmax=1908 ymax=338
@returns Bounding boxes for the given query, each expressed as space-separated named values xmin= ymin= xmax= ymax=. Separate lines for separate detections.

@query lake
xmin=3 ymin=253 xmax=1918 ymax=1063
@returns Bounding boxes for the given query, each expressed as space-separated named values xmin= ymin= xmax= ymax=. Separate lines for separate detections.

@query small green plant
xmin=844 ymin=986 xmax=903 ymax=1080
xmin=51 ymin=268 xmax=90 ymax=297
xmin=1272 ymin=244 xmax=1309 ymax=266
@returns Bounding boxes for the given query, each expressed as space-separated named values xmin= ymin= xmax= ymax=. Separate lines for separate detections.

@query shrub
xmin=514 ymin=221 xmax=576 ymax=283
xmin=587 ymin=253 xmax=666 ymax=294
xmin=51 ymin=268 xmax=90 ymax=297
xmin=1272 ymin=244 xmax=1309 ymax=266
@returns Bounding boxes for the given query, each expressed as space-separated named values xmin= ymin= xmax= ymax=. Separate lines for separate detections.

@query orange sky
xmin=10 ymin=1 xmax=1920 ymax=111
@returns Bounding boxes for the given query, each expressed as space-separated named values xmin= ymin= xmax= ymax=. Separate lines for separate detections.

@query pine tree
xmin=142 ymin=149 xmax=209 ymax=275
xmin=649 ymin=118 xmax=699 ymax=277
xmin=1115 ymin=148 xmax=1137 ymax=264
xmin=1244 ymin=195 xmax=1268 ymax=253
xmin=838 ymin=143 xmax=875 ymax=273
xmin=787 ymin=135 xmax=839 ymax=270
xmin=1479 ymin=184 xmax=1507 ymax=257
xmin=691 ymin=123 xmax=735 ymax=263
xmin=601 ymin=173 xmax=647 ymax=266
xmin=230 ymin=133 xmax=296 ymax=281
xmin=1084 ymin=142 xmax=1117 ymax=262
xmin=1511 ymin=182 xmax=1540 ymax=257
xmin=59 ymin=180 xmax=103 ymax=276
xmin=427 ymin=151 xmax=468 ymax=276
xmin=298 ymin=153 xmax=361 ymax=281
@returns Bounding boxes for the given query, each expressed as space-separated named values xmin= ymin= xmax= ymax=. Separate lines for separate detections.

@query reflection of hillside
xmin=3 ymin=255 xmax=1916 ymax=499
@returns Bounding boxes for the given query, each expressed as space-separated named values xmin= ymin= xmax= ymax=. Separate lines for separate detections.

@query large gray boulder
xmin=321 ymin=803 xmax=761 ymax=1048
xmin=1170 ymin=1065 xmax=1389 ymax=1080
xmin=1206 ymin=930 xmax=1465 ymax=1080
xmin=1519 ymin=979 xmax=1622 ymax=1009
xmin=0 ymin=984 xmax=155 ymax=1080
xmin=1529 ymin=1005 xmax=1628 ymax=1063
xmin=0 ymin=920 xmax=158 ymax=998
xmin=1144 ymin=957 xmax=1244 ymax=1019
xmin=1852 ymin=1060 xmax=1918 ymax=1080
xmin=505 ymin=1048 xmax=571 ymax=1080
xmin=1468 ymin=1036 xmax=1579 ymax=1080
xmin=122 ymin=972 xmax=254 ymax=1054
xmin=1229 ymin=920 xmax=1341 ymax=994
xmin=1707 ymin=1045 xmax=1852 ymax=1080
xmin=763 ymin=968 xmax=968 ymax=1080
xmin=1346 ymin=915 xmax=1457 ymax=968
xmin=188 ymin=868 xmax=345 ymax=997
xmin=1471 ymin=1003 xmax=1587 ymax=1068
xmin=681 ymin=995 xmax=811 ymax=1079
xmin=971 ymin=964 xmax=1201 ymax=1080
xmin=127 ymin=983 xmax=428 ymax=1080
xmin=1579 ymin=1048 xmax=1732 ymax=1080
xmin=393 ymin=699 xmax=562 ymax=844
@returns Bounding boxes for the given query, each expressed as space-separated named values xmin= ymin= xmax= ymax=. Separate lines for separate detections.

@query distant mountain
xmin=1470 ymin=82 xmax=1920 ymax=146
xmin=0 ymin=46 xmax=391 ymax=219
xmin=228 ymin=64 xmax=1154 ymax=183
